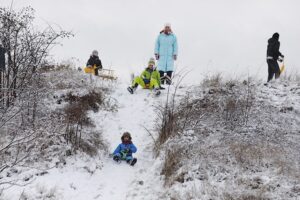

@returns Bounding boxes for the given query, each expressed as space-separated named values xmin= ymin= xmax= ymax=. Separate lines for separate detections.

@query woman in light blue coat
xmin=154 ymin=23 xmax=178 ymax=84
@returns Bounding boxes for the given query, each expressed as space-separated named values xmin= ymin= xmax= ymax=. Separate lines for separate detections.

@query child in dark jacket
xmin=86 ymin=50 xmax=102 ymax=76
xmin=113 ymin=132 xmax=137 ymax=166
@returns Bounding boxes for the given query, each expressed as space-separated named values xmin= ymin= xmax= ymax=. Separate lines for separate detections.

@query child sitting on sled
xmin=113 ymin=132 xmax=137 ymax=166
xmin=127 ymin=58 xmax=163 ymax=96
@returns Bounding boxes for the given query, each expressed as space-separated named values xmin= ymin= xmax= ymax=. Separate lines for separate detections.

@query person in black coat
xmin=87 ymin=50 xmax=102 ymax=76
xmin=266 ymin=33 xmax=284 ymax=82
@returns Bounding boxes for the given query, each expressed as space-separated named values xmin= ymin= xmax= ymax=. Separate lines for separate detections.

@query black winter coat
xmin=267 ymin=37 xmax=282 ymax=60
xmin=87 ymin=55 xmax=102 ymax=69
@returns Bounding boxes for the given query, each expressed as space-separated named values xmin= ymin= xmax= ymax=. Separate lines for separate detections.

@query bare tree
xmin=0 ymin=6 xmax=72 ymax=182
xmin=0 ymin=6 xmax=72 ymax=108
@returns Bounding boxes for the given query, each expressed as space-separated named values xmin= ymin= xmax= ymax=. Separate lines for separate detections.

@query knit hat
xmin=165 ymin=23 xmax=171 ymax=28
xmin=148 ymin=57 xmax=155 ymax=66
xmin=121 ymin=132 xmax=132 ymax=142
xmin=92 ymin=50 xmax=98 ymax=56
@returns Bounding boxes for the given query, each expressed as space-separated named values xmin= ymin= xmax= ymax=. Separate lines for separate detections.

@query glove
xmin=155 ymin=54 xmax=159 ymax=60
xmin=173 ymin=55 xmax=177 ymax=60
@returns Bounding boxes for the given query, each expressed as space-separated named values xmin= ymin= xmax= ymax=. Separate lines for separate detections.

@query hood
xmin=272 ymin=32 xmax=279 ymax=40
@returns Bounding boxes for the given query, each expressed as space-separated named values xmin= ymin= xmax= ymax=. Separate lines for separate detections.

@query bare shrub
xmin=63 ymin=90 xmax=104 ymax=152
xmin=154 ymin=71 xmax=187 ymax=152
xmin=161 ymin=147 xmax=183 ymax=186
xmin=201 ymin=73 xmax=222 ymax=89
xmin=156 ymin=105 xmax=179 ymax=148
xmin=78 ymin=132 xmax=107 ymax=157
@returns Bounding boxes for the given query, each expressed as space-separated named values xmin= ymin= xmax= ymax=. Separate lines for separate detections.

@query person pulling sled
xmin=266 ymin=32 xmax=284 ymax=82
xmin=86 ymin=50 xmax=103 ymax=76
xmin=113 ymin=132 xmax=137 ymax=166
xmin=127 ymin=58 xmax=163 ymax=96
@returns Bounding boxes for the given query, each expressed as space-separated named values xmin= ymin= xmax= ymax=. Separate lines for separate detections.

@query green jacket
xmin=140 ymin=68 xmax=161 ymax=85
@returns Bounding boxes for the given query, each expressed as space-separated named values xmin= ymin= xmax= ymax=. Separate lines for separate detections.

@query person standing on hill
xmin=154 ymin=23 xmax=178 ymax=85
xmin=266 ymin=33 xmax=284 ymax=82
xmin=86 ymin=50 xmax=102 ymax=76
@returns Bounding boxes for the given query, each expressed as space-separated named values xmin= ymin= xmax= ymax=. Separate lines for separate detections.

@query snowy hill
xmin=0 ymin=67 xmax=168 ymax=200
xmin=141 ymin=76 xmax=300 ymax=200
xmin=0 ymin=68 xmax=299 ymax=200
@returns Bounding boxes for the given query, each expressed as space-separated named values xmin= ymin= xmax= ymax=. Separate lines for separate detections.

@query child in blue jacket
xmin=113 ymin=132 xmax=137 ymax=166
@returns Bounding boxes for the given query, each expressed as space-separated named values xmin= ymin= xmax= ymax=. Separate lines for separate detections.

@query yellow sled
xmin=84 ymin=65 xmax=96 ymax=74
xmin=280 ymin=63 xmax=285 ymax=74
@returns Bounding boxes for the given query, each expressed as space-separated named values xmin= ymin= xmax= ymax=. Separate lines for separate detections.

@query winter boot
xmin=165 ymin=76 xmax=172 ymax=85
xmin=127 ymin=86 xmax=137 ymax=94
xmin=153 ymin=88 xmax=161 ymax=96
xmin=127 ymin=87 xmax=134 ymax=94
xmin=127 ymin=158 xmax=137 ymax=166
xmin=161 ymin=76 xmax=166 ymax=85
xmin=159 ymin=86 xmax=165 ymax=90
xmin=127 ymin=84 xmax=138 ymax=94
xmin=113 ymin=155 xmax=121 ymax=163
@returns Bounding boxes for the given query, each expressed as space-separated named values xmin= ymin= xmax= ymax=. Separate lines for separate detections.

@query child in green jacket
xmin=127 ymin=58 xmax=162 ymax=96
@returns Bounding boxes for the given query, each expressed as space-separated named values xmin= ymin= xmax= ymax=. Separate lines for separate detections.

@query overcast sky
xmin=1 ymin=0 xmax=299 ymax=83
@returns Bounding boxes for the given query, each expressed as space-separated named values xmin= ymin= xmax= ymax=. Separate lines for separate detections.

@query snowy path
xmin=1 ymin=80 xmax=164 ymax=200
xmin=92 ymin=81 xmax=161 ymax=199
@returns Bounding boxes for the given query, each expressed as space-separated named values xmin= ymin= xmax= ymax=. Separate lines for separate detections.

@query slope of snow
xmin=1 ymin=77 xmax=168 ymax=200
xmin=1 ymin=73 xmax=299 ymax=200
xmin=90 ymin=84 xmax=165 ymax=200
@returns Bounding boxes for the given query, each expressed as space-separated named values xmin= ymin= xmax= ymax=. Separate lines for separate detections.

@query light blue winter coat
xmin=154 ymin=32 xmax=178 ymax=72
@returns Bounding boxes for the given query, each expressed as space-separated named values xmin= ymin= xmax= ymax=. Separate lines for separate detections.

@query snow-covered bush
xmin=156 ymin=75 xmax=300 ymax=199
xmin=0 ymin=64 xmax=116 ymax=189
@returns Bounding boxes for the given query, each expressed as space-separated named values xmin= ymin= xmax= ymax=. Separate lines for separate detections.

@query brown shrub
xmin=156 ymin=106 xmax=179 ymax=148
xmin=161 ymin=147 xmax=183 ymax=186
xmin=64 ymin=90 xmax=104 ymax=152
xmin=78 ymin=132 xmax=107 ymax=157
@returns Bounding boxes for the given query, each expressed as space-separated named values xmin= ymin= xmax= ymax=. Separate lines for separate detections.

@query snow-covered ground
xmin=1 ymin=71 xmax=299 ymax=200
xmin=0 ymin=75 xmax=169 ymax=200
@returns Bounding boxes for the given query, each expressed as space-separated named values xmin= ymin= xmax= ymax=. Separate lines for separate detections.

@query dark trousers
xmin=267 ymin=59 xmax=280 ymax=82
xmin=159 ymin=71 xmax=173 ymax=78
